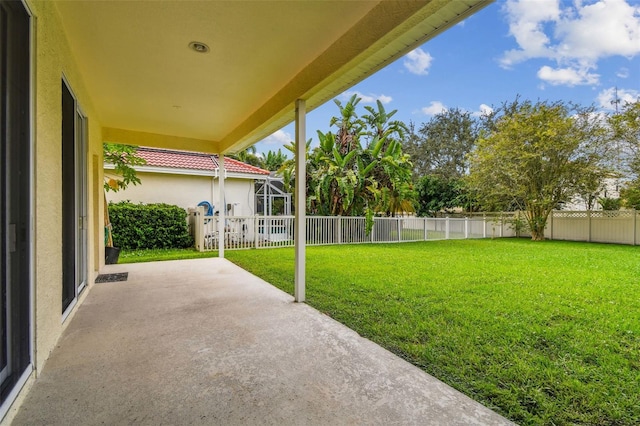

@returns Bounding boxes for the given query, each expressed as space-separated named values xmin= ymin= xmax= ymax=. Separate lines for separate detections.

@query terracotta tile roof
xmin=136 ymin=147 xmax=270 ymax=176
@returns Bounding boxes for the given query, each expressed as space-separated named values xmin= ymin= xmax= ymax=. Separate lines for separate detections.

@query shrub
xmin=598 ymin=197 xmax=621 ymax=211
xmin=507 ymin=212 xmax=530 ymax=237
xmin=109 ymin=201 xmax=193 ymax=250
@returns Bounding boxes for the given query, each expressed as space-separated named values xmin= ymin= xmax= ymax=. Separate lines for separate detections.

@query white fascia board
xmin=225 ymin=172 xmax=269 ymax=180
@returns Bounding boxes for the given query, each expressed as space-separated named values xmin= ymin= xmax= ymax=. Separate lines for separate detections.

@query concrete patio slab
xmin=12 ymin=258 xmax=513 ymax=425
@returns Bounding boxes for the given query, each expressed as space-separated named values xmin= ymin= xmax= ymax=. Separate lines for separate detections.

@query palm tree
xmin=280 ymin=95 xmax=415 ymax=219
xmin=231 ymin=145 xmax=263 ymax=168
xmin=280 ymin=139 xmax=315 ymax=212
xmin=311 ymin=131 xmax=361 ymax=215
xmin=371 ymin=139 xmax=415 ymax=216
xmin=261 ymin=149 xmax=288 ymax=171
xmin=362 ymin=100 xmax=408 ymax=151
xmin=330 ymin=94 xmax=364 ymax=155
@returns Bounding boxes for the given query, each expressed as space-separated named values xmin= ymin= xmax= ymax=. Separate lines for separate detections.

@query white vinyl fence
xmin=547 ymin=210 xmax=640 ymax=245
xmin=188 ymin=207 xmax=516 ymax=251
xmin=188 ymin=208 xmax=640 ymax=252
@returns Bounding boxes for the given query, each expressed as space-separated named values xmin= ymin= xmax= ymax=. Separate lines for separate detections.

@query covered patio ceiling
xmin=56 ymin=0 xmax=491 ymax=154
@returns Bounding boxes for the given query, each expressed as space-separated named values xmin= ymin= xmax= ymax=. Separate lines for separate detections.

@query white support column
xmin=218 ymin=155 xmax=225 ymax=258
xmin=294 ymin=99 xmax=306 ymax=302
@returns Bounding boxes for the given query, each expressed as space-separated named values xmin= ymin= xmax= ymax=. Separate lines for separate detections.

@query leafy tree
xmin=368 ymin=137 xmax=415 ymax=217
xmin=261 ymin=149 xmax=288 ymax=171
xmin=280 ymin=138 xmax=312 ymax=211
xmin=230 ymin=145 xmax=263 ymax=168
xmin=281 ymin=96 xmax=415 ymax=222
xmin=414 ymin=175 xmax=480 ymax=216
xmin=103 ymin=143 xmax=146 ymax=192
xmin=609 ymin=100 xmax=640 ymax=176
xmin=362 ymin=99 xmax=408 ymax=150
xmin=103 ymin=143 xmax=146 ymax=248
xmin=572 ymin=168 xmax=607 ymax=211
xmin=467 ymin=99 xmax=611 ymax=241
xmin=610 ymin=100 xmax=640 ymax=208
xmin=405 ymin=108 xmax=479 ymax=179
xmin=331 ymin=94 xmax=364 ymax=155
xmin=621 ymin=184 xmax=640 ymax=209
xmin=415 ymin=175 xmax=461 ymax=217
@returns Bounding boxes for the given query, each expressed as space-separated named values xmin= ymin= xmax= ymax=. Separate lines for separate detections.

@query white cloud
xmin=260 ymin=129 xmax=292 ymax=146
xmin=501 ymin=0 xmax=640 ymax=86
xmin=471 ymin=103 xmax=494 ymax=117
xmin=500 ymin=0 xmax=560 ymax=68
xmin=617 ymin=67 xmax=630 ymax=78
xmin=421 ymin=101 xmax=447 ymax=116
xmin=537 ymin=65 xmax=599 ymax=86
xmin=479 ymin=104 xmax=494 ymax=115
xmin=377 ymin=94 xmax=393 ymax=104
xmin=342 ymin=91 xmax=392 ymax=104
xmin=596 ymin=87 xmax=640 ymax=110
xmin=554 ymin=0 xmax=640 ymax=60
xmin=403 ymin=48 xmax=433 ymax=75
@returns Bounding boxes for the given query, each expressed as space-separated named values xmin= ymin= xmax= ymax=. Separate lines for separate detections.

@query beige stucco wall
xmin=105 ymin=171 xmax=261 ymax=217
xmin=29 ymin=0 xmax=103 ymax=384
xmin=2 ymin=2 xmax=108 ymax=422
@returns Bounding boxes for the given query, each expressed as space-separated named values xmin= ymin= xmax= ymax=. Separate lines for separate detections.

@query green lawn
xmin=119 ymin=247 xmax=218 ymax=263
xmin=225 ymin=239 xmax=640 ymax=425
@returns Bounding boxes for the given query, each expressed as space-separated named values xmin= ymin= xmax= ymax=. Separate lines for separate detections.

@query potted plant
xmin=103 ymin=143 xmax=146 ymax=264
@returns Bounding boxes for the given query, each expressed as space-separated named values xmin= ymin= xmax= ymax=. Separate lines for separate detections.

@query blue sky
xmin=254 ymin=0 xmax=640 ymax=155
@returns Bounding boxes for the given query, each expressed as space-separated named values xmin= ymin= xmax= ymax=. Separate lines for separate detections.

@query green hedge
xmin=109 ymin=201 xmax=193 ymax=250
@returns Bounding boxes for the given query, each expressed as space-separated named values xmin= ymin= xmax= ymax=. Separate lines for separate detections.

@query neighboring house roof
xmin=119 ymin=146 xmax=270 ymax=177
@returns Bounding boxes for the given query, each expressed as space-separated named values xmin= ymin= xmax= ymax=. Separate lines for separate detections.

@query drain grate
xmin=95 ymin=272 xmax=129 ymax=284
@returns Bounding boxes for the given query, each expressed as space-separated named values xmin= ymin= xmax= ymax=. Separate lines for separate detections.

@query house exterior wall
xmin=33 ymin=0 xmax=104 ymax=367
xmin=3 ymin=1 xmax=104 ymax=423
xmin=563 ymin=178 xmax=623 ymax=210
xmin=105 ymin=171 xmax=261 ymax=217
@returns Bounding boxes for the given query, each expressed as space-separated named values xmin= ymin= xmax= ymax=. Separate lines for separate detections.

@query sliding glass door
xmin=0 ymin=0 xmax=31 ymax=406
xmin=61 ymin=80 xmax=87 ymax=315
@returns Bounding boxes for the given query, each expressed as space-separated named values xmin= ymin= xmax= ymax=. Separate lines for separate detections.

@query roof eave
xmin=220 ymin=0 xmax=493 ymax=154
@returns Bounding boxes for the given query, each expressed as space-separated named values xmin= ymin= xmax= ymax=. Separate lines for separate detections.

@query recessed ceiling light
xmin=188 ymin=41 xmax=209 ymax=53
